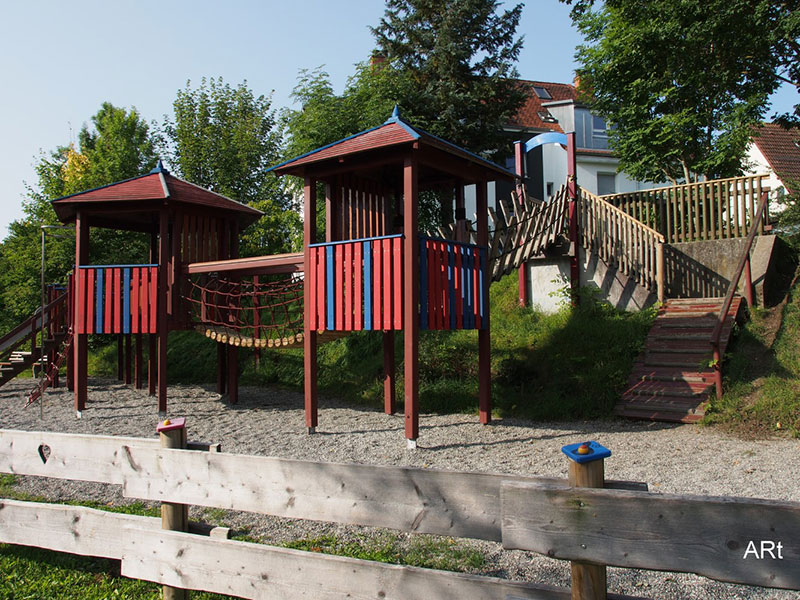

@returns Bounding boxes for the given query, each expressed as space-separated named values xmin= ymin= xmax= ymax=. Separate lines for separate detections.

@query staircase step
xmin=614 ymin=405 xmax=705 ymax=424
xmin=664 ymin=297 xmax=725 ymax=305
xmin=644 ymin=353 xmax=712 ymax=368
xmin=624 ymin=380 xmax=710 ymax=397
xmin=656 ymin=318 xmax=719 ymax=329
xmin=645 ymin=340 xmax=713 ymax=353
xmin=628 ymin=366 xmax=710 ymax=384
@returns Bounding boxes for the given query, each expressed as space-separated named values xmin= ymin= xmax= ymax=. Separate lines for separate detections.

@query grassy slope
xmin=704 ymin=269 xmax=800 ymax=438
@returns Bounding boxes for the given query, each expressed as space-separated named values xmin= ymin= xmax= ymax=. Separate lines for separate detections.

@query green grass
xmin=703 ymin=271 xmax=800 ymax=438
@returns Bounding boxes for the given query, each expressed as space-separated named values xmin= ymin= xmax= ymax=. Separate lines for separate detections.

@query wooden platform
xmin=615 ymin=297 xmax=745 ymax=423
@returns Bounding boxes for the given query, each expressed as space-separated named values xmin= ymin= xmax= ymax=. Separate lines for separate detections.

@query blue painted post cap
xmin=561 ymin=440 xmax=611 ymax=464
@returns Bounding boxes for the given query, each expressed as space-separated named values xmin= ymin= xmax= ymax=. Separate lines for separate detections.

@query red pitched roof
xmin=507 ymin=80 xmax=578 ymax=133
xmin=751 ymin=123 xmax=800 ymax=194
xmin=51 ymin=167 xmax=263 ymax=227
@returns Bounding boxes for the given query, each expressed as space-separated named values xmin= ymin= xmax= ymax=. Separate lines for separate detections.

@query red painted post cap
xmin=157 ymin=416 xmax=186 ymax=433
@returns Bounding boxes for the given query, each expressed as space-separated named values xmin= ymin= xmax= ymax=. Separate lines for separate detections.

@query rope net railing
xmin=184 ymin=275 xmax=305 ymax=348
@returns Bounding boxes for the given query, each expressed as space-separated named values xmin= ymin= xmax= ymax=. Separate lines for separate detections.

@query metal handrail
xmin=710 ymin=191 xmax=769 ymax=398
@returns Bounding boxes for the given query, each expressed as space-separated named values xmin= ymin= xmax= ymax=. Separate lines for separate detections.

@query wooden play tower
xmin=51 ymin=162 xmax=262 ymax=415
xmin=271 ymin=108 xmax=515 ymax=445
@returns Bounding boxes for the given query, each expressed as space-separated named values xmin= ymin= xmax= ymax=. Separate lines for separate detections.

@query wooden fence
xmin=1 ymin=428 xmax=799 ymax=598
xmin=600 ymin=175 xmax=770 ymax=244
xmin=579 ymin=189 xmax=666 ymax=300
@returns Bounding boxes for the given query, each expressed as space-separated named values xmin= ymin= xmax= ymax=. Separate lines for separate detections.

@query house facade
xmin=745 ymin=122 xmax=799 ymax=215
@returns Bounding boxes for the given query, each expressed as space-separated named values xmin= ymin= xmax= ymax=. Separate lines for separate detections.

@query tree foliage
xmin=563 ymin=0 xmax=797 ymax=183
xmin=0 ymin=104 xmax=157 ymax=332
xmin=161 ymin=78 xmax=300 ymax=256
xmin=371 ymin=0 xmax=526 ymax=160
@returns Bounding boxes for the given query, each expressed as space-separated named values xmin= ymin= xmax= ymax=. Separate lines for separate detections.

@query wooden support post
xmin=148 ymin=232 xmax=158 ymax=397
xmin=74 ymin=210 xmax=89 ymax=416
xmin=383 ymin=331 xmax=395 ymax=415
xmin=124 ymin=334 xmax=132 ymax=385
xmin=157 ymin=210 xmax=169 ymax=414
xmin=304 ymin=177 xmax=319 ymax=433
xmin=157 ymin=417 xmax=189 ymax=600
xmin=514 ymin=140 xmax=527 ymax=307
xmin=476 ymin=180 xmax=491 ymax=425
xmin=564 ymin=441 xmax=608 ymax=600
xmin=567 ymin=132 xmax=579 ymax=306
xmin=67 ymin=275 xmax=74 ymax=392
xmin=656 ymin=242 xmax=665 ymax=304
xmin=117 ymin=334 xmax=124 ymax=380
xmin=403 ymin=158 xmax=419 ymax=446
xmin=134 ymin=333 xmax=143 ymax=389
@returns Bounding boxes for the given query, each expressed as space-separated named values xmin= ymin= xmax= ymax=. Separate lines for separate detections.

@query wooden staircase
xmin=615 ymin=297 xmax=745 ymax=423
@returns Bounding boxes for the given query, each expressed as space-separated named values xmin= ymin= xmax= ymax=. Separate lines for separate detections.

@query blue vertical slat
xmin=122 ymin=268 xmax=131 ymax=334
xmin=419 ymin=237 xmax=428 ymax=331
xmin=363 ymin=241 xmax=373 ymax=330
xmin=448 ymin=242 xmax=456 ymax=330
xmin=326 ymin=246 xmax=335 ymax=330
xmin=95 ymin=268 xmax=104 ymax=333
xmin=480 ymin=248 xmax=487 ymax=328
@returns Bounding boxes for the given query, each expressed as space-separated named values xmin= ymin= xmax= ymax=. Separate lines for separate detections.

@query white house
xmin=745 ymin=122 xmax=799 ymax=215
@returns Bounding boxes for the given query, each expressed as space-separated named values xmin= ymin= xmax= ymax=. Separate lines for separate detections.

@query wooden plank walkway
xmin=615 ymin=296 xmax=744 ymax=423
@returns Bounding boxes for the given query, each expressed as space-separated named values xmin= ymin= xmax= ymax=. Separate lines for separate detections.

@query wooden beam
xmin=501 ymin=482 xmax=800 ymax=590
xmin=157 ymin=209 xmax=169 ymax=413
xmin=383 ymin=331 xmax=395 ymax=415
xmin=303 ymin=177 xmax=318 ymax=432
xmin=73 ymin=210 xmax=89 ymax=414
xmin=476 ymin=181 xmax=491 ymax=425
xmin=403 ymin=158 xmax=419 ymax=444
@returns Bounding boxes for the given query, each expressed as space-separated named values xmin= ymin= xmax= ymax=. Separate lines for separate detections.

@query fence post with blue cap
xmin=562 ymin=440 xmax=610 ymax=600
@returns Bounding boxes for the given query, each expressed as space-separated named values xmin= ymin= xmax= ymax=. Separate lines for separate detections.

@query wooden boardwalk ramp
xmin=615 ymin=297 xmax=745 ymax=423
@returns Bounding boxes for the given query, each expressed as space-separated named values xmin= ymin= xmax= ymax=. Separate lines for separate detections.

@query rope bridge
xmin=185 ymin=275 xmax=306 ymax=348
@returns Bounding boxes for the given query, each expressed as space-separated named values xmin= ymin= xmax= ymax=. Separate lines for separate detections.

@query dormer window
xmin=533 ymin=86 xmax=552 ymax=99
xmin=538 ymin=110 xmax=558 ymax=124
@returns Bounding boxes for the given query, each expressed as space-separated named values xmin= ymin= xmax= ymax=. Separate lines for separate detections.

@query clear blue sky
xmin=0 ymin=0 xmax=795 ymax=237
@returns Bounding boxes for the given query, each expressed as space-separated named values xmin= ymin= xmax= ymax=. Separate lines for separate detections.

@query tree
xmin=372 ymin=0 xmax=527 ymax=161
xmin=161 ymin=78 xmax=300 ymax=255
xmin=562 ymin=0 xmax=799 ymax=183
xmin=0 ymin=104 xmax=157 ymax=332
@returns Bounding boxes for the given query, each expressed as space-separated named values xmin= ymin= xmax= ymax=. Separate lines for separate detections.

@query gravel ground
xmin=1 ymin=377 xmax=799 ymax=599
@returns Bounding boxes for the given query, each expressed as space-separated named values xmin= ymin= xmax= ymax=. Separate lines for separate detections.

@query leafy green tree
xmin=562 ymin=0 xmax=798 ymax=183
xmin=372 ymin=0 xmax=526 ymax=160
xmin=0 ymin=104 xmax=157 ymax=332
xmin=161 ymin=78 xmax=300 ymax=255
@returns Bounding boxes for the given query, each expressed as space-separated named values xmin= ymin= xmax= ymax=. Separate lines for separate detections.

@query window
xmin=546 ymin=182 xmax=554 ymax=197
xmin=533 ymin=86 xmax=552 ymax=99
xmin=575 ymin=108 xmax=609 ymax=150
xmin=537 ymin=110 xmax=558 ymax=124
xmin=597 ymin=173 xmax=616 ymax=196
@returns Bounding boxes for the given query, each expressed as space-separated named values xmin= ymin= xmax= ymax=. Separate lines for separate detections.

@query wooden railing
xmin=579 ymin=189 xmax=666 ymax=300
xmin=1 ymin=428 xmax=799 ymax=598
xmin=710 ymin=192 xmax=769 ymax=398
xmin=601 ymin=174 xmax=770 ymax=243
xmin=419 ymin=236 xmax=488 ymax=330
xmin=74 ymin=265 xmax=159 ymax=335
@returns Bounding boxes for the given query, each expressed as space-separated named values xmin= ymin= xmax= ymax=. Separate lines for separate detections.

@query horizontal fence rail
xmin=579 ymin=189 xmax=665 ymax=297
xmin=2 ymin=428 xmax=799 ymax=598
xmin=600 ymin=175 xmax=769 ymax=244
xmin=308 ymin=235 xmax=403 ymax=332
xmin=420 ymin=237 xmax=488 ymax=331
xmin=74 ymin=265 xmax=158 ymax=335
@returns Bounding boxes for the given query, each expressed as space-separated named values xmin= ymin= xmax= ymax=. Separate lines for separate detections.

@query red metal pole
xmin=477 ymin=180 xmax=491 ymax=425
xmin=157 ymin=209 xmax=169 ymax=414
xmin=304 ymin=177 xmax=319 ymax=433
xmin=743 ymin=254 xmax=754 ymax=307
xmin=403 ymin=158 xmax=420 ymax=446
xmin=712 ymin=343 xmax=723 ymax=399
xmin=74 ymin=211 xmax=89 ymax=415
xmin=567 ymin=132 xmax=579 ymax=306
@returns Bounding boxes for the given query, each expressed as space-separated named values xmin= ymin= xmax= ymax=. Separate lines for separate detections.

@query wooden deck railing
xmin=601 ymin=174 xmax=770 ymax=243
xmin=579 ymin=189 xmax=666 ymax=301
xmin=1 ymin=428 xmax=799 ymax=599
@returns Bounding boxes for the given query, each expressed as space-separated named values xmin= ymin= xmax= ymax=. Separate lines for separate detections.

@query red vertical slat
xmin=455 ymin=247 xmax=463 ymax=330
xmin=85 ymin=269 xmax=95 ymax=335
xmin=473 ymin=247 xmax=481 ymax=330
xmin=344 ymin=242 xmax=353 ymax=331
xmin=427 ymin=240 xmax=436 ymax=329
xmin=393 ymin=236 xmax=402 ymax=330
xmin=335 ymin=244 xmax=344 ymax=330
xmin=382 ymin=238 xmax=392 ymax=330
xmin=131 ymin=268 xmax=140 ymax=334
xmin=354 ymin=242 xmax=363 ymax=330
xmin=140 ymin=268 xmax=149 ymax=334
xmin=309 ymin=248 xmax=318 ymax=331
xmin=373 ymin=239 xmax=382 ymax=330
xmin=149 ymin=266 xmax=158 ymax=333
xmin=442 ymin=242 xmax=450 ymax=328
xmin=104 ymin=268 xmax=113 ymax=333
xmin=75 ymin=269 xmax=85 ymax=335
xmin=316 ymin=247 xmax=325 ymax=329
xmin=113 ymin=268 xmax=122 ymax=334
xmin=435 ymin=242 xmax=444 ymax=330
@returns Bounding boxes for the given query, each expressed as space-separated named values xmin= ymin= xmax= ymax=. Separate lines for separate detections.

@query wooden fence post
xmin=158 ymin=417 xmax=189 ymax=600
xmin=563 ymin=440 xmax=610 ymax=600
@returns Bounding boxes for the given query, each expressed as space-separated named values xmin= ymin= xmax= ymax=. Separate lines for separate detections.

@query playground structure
xmin=4 ymin=108 xmax=781 ymax=431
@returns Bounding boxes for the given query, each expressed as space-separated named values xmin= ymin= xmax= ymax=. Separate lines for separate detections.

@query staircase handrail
xmin=0 ymin=292 xmax=68 ymax=356
xmin=710 ymin=191 xmax=769 ymax=398
xmin=580 ymin=189 xmax=665 ymax=241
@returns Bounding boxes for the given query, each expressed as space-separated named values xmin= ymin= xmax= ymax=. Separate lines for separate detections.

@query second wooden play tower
xmin=271 ymin=109 xmax=515 ymax=445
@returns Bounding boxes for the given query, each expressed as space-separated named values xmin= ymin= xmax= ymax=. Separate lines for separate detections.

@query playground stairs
xmin=615 ymin=296 xmax=745 ymax=423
